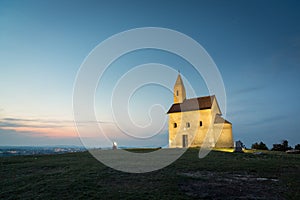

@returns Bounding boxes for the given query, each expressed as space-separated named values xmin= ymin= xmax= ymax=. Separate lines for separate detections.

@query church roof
xmin=167 ymin=95 xmax=216 ymax=114
xmin=214 ymin=114 xmax=232 ymax=124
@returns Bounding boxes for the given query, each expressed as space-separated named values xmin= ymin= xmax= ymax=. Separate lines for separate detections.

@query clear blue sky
xmin=0 ymin=0 xmax=300 ymax=148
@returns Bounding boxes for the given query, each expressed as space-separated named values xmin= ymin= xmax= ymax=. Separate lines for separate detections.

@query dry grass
xmin=0 ymin=148 xmax=299 ymax=199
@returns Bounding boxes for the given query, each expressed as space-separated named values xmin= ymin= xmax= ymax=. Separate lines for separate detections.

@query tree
xmin=271 ymin=140 xmax=292 ymax=151
xmin=251 ymin=142 xmax=258 ymax=149
xmin=295 ymin=144 xmax=300 ymax=150
xmin=251 ymin=141 xmax=268 ymax=150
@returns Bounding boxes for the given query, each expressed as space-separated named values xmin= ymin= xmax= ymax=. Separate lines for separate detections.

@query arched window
xmin=200 ymin=121 xmax=203 ymax=127
xmin=176 ymin=90 xmax=179 ymax=96
xmin=174 ymin=123 xmax=177 ymax=128
xmin=186 ymin=122 xmax=190 ymax=128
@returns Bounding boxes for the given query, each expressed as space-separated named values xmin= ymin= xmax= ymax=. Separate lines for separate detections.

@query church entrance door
xmin=182 ymin=135 xmax=188 ymax=148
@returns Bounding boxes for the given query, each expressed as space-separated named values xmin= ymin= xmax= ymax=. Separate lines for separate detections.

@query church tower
xmin=174 ymin=73 xmax=186 ymax=103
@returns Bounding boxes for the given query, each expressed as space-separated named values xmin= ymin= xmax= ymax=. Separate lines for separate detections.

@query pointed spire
xmin=174 ymin=72 xmax=186 ymax=103
xmin=175 ymin=73 xmax=184 ymax=85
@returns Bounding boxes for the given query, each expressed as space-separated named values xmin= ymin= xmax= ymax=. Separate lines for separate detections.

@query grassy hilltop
xmin=1 ymin=148 xmax=299 ymax=200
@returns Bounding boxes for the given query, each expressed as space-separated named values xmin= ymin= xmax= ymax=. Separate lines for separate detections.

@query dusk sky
xmin=1 ymin=0 xmax=300 ymax=148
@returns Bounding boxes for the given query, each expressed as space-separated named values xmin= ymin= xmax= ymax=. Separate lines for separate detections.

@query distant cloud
xmin=0 ymin=118 xmax=73 ymax=129
xmin=240 ymin=115 xmax=287 ymax=127
xmin=0 ymin=117 xmax=114 ymax=128
xmin=0 ymin=121 xmax=63 ymax=129
xmin=0 ymin=117 xmax=79 ymax=138
xmin=232 ymin=85 xmax=264 ymax=95
xmin=2 ymin=117 xmax=73 ymax=124
xmin=0 ymin=128 xmax=83 ymax=146
xmin=267 ymin=37 xmax=300 ymax=73
xmin=3 ymin=117 xmax=34 ymax=121
xmin=0 ymin=116 xmax=168 ymax=147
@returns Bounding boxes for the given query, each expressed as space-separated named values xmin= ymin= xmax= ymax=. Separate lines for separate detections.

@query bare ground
xmin=178 ymin=171 xmax=285 ymax=200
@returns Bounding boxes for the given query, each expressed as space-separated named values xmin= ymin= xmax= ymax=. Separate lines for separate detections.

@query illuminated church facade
xmin=167 ymin=74 xmax=234 ymax=148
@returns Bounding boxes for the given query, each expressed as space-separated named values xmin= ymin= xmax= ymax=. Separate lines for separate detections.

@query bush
xmin=271 ymin=140 xmax=292 ymax=151
xmin=251 ymin=142 xmax=268 ymax=150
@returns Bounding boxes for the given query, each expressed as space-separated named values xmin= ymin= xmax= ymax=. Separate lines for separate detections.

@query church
xmin=167 ymin=74 xmax=234 ymax=148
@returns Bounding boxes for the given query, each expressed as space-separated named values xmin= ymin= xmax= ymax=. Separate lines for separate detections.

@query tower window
xmin=200 ymin=121 xmax=203 ymax=127
xmin=176 ymin=90 xmax=178 ymax=96
xmin=174 ymin=123 xmax=177 ymax=128
xmin=186 ymin=122 xmax=190 ymax=128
